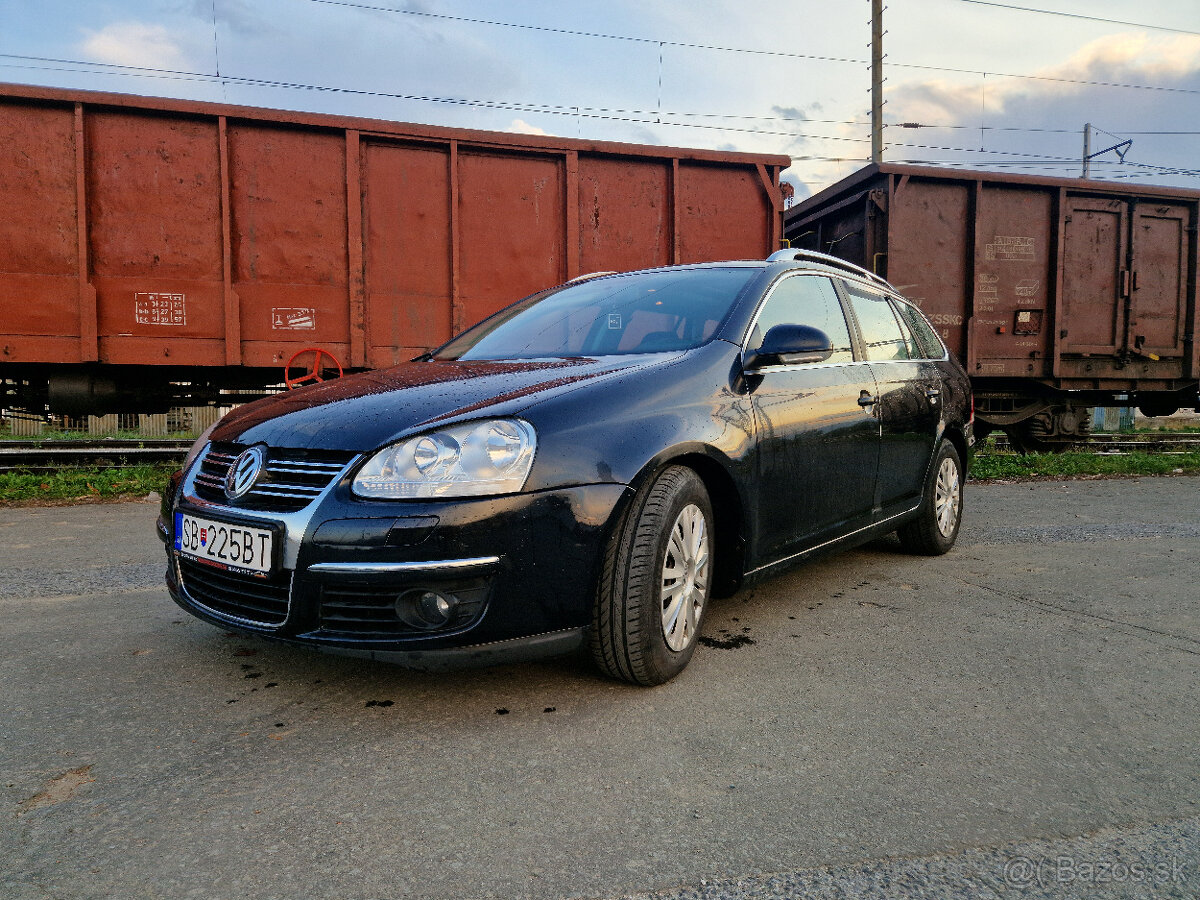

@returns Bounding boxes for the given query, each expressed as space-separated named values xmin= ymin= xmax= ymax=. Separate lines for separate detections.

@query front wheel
xmin=590 ymin=466 xmax=713 ymax=686
xmin=897 ymin=441 xmax=963 ymax=555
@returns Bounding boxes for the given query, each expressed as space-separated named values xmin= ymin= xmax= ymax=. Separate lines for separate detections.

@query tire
xmin=897 ymin=441 xmax=963 ymax=555
xmin=590 ymin=466 xmax=713 ymax=686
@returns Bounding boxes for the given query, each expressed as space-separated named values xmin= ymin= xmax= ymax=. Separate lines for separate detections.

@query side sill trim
xmin=307 ymin=557 xmax=501 ymax=575
xmin=745 ymin=503 xmax=921 ymax=578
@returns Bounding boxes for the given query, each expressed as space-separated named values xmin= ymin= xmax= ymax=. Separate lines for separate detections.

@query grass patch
xmin=0 ymin=429 xmax=199 ymax=442
xmin=0 ymin=464 xmax=178 ymax=505
xmin=971 ymin=450 xmax=1200 ymax=481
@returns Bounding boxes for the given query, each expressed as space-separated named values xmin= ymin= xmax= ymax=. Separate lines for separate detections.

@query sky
xmin=2 ymin=0 xmax=1198 ymax=200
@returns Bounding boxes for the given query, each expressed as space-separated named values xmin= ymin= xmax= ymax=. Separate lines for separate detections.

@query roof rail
xmin=766 ymin=248 xmax=891 ymax=289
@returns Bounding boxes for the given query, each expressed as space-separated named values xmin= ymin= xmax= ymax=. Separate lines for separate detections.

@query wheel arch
xmin=942 ymin=424 xmax=970 ymax=476
xmin=620 ymin=447 xmax=747 ymax=599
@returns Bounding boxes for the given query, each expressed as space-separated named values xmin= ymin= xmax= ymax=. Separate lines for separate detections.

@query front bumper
xmin=162 ymin=479 xmax=629 ymax=665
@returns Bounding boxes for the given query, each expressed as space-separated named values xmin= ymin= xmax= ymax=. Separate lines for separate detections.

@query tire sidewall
xmin=926 ymin=441 xmax=963 ymax=552
xmin=634 ymin=469 xmax=714 ymax=683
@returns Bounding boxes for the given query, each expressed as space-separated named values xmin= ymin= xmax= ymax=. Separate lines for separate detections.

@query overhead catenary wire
xmin=5 ymin=52 xmax=1195 ymax=146
xmin=0 ymin=53 xmax=872 ymax=137
xmin=14 ymin=57 xmax=1194 ymax=183
xmin=5 ymin=55 xmax=1192 ymax=182
xmin=5 ymin=0 xmax=1200 ymax=141
xmin=957 ymin=0 xmax=1200 ymax=36
xmin=0 ymin=57 xmax=834 ymax=133
xmin=306 ymin=0 xmax=869 ymax=64
xmin=3 ymin=1 xmax=1197 ymax=188
xmin=303 ymin=0 xmax=1200 ymax=97
xmin=886 ymin=122 xmax=1200 ymax=136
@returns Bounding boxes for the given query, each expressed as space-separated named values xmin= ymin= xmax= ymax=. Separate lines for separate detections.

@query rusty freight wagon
xmin=785 ymin=163 xmax=1200 ymax=450
xmin=0 ymin=83 xmax=788 ymax=415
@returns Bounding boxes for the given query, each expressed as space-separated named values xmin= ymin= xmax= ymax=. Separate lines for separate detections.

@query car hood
xmin=211 ymin=356 xmax=671 ymax=451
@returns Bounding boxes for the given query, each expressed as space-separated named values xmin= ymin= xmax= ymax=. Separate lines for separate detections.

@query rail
xmin=0 ymin=440 xmax=191 ymax=473
xmin=2 ymin=433 xmax=1198 ymax=476
xmin=983 ymin=433 xmax=1200 ymax=455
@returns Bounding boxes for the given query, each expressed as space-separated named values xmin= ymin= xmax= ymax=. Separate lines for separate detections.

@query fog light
xmin=396 ymin=588 xmax=457 ymax=630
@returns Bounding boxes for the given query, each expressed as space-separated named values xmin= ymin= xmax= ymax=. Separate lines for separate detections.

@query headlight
xmin=352 ymin=419 xmax=537 ymax=500
xmin=181 ymin=419 xmax=220 ymax=473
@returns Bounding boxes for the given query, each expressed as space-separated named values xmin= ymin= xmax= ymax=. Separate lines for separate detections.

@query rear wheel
xmin=590 ymin=466 xmax=713 ymax=686
xmin=897 ymin=441 xmax=963 ymax=555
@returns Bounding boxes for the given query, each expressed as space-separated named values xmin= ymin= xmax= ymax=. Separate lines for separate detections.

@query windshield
xmin=436 ymin=267 xmax=757 ymax=360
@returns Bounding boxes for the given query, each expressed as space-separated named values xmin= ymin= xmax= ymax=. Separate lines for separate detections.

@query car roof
xmin=574 ymin=253 xmax=898 ymax=296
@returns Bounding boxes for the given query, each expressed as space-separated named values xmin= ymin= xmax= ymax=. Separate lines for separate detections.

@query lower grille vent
xmin=178 ymin=556 xmax=291 ymax=626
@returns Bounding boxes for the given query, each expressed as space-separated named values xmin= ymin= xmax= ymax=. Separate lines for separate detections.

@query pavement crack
xmin=956 ymin=576 xmax=1200 ymax=658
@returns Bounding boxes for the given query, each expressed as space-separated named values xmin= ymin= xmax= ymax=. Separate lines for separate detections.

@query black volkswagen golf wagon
xmin=159 ymin=250 xmax=973 ymax=685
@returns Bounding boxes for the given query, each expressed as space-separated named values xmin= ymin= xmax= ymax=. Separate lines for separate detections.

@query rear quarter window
xmin=894 ymin=301 xmax=947 ymax=359
xmin=844 ymin=284 xmax=910 ymax=361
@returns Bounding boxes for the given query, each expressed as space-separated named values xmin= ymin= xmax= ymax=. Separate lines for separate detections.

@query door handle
xmin=858 ymin=391 xmax=877 ymax=407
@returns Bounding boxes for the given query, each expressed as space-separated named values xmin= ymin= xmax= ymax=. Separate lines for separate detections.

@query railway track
xmin=2 ymin=432 xmax=1197 ymax=474
xmin=984 ymin=432 xmax=1200 ymax=454
xmin=0 ymin=440 xmax=191 ymax=473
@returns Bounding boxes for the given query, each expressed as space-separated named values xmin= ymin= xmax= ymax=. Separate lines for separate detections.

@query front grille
xmin=178 ymin=556 xmax=292 ymax=626
xmin=319 ymin=578 xmax=489 ymax=637
xmin=194 ymin=442 xmax=355 ymax=512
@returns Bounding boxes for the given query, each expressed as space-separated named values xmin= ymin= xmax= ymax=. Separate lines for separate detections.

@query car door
xmin=840 ymin=282 xmax=942 ymax=514
xmin=745 ymin=274 xmax=880 ymax=563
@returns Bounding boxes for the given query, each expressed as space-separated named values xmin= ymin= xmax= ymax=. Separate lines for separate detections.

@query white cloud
xmin=509 ymin=118 xmax=551 ymax=136
xmin=886 ymin=34 xmax=1200 ymax=125
xmin=1047 ymin=33 xmax=1200 ymax=85
xmin=849 ymin=31 xmax=1200 ymax=187
xmin=81 ymin=22 xmax=194 ymax=70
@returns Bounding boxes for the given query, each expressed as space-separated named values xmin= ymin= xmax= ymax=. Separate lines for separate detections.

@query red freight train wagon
xmin=785 ymin=163 xmax=1200 ymax=450
xmin=0 ymin=83 xmax=789 ymax=415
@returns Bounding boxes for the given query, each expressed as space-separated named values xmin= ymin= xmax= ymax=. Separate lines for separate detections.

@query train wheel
xmin=1008 ymin=427 xmax=1065 ymax=458
xmin=1137 ymin=402 xmax=1179 ymax=419
xmin=1005 ymin=424 xmax=1070 ymax=454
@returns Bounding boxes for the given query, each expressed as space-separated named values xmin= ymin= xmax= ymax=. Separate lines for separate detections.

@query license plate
xmin=174 ymin=512 xmax=275 ymax=576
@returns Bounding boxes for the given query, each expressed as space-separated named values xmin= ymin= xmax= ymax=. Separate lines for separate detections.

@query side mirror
xmin=744 ymin=324 xmax=834 ymax=369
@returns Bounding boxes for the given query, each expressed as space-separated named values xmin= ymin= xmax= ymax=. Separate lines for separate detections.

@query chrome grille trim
xmin=180 ymin=443 xmax=361 ymax=569
xmin=250 ymin=486 xmax=326 ymax=499
xmin=265 ymin=465 xmax=345 ymax=472
xmin=193 ymin=442 xmax=357 ymax=512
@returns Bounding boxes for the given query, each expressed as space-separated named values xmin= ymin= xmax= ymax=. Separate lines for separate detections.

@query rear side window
xmin=894 ymin=301 xmax=947 ymax=359
xmin=844 ymin=284 xmax=910 ymax=361
xmin=748 ymin=275 xmax=855 ymax=363
xmin=889 ymin=302 xmax=925 ymax=360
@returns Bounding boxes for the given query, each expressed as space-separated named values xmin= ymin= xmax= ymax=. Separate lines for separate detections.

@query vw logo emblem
xmin=225 ymin=446 xmax=266 ymax=500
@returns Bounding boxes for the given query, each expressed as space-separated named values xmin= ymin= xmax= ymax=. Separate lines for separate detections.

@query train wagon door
xmin=1061 ymin=197 xmax=1128 ymax=357
xmin=1061 ymin=196 xmax=1192 ymax=370
xmin=1130 ymin=202 xmax=1190 ymax=361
